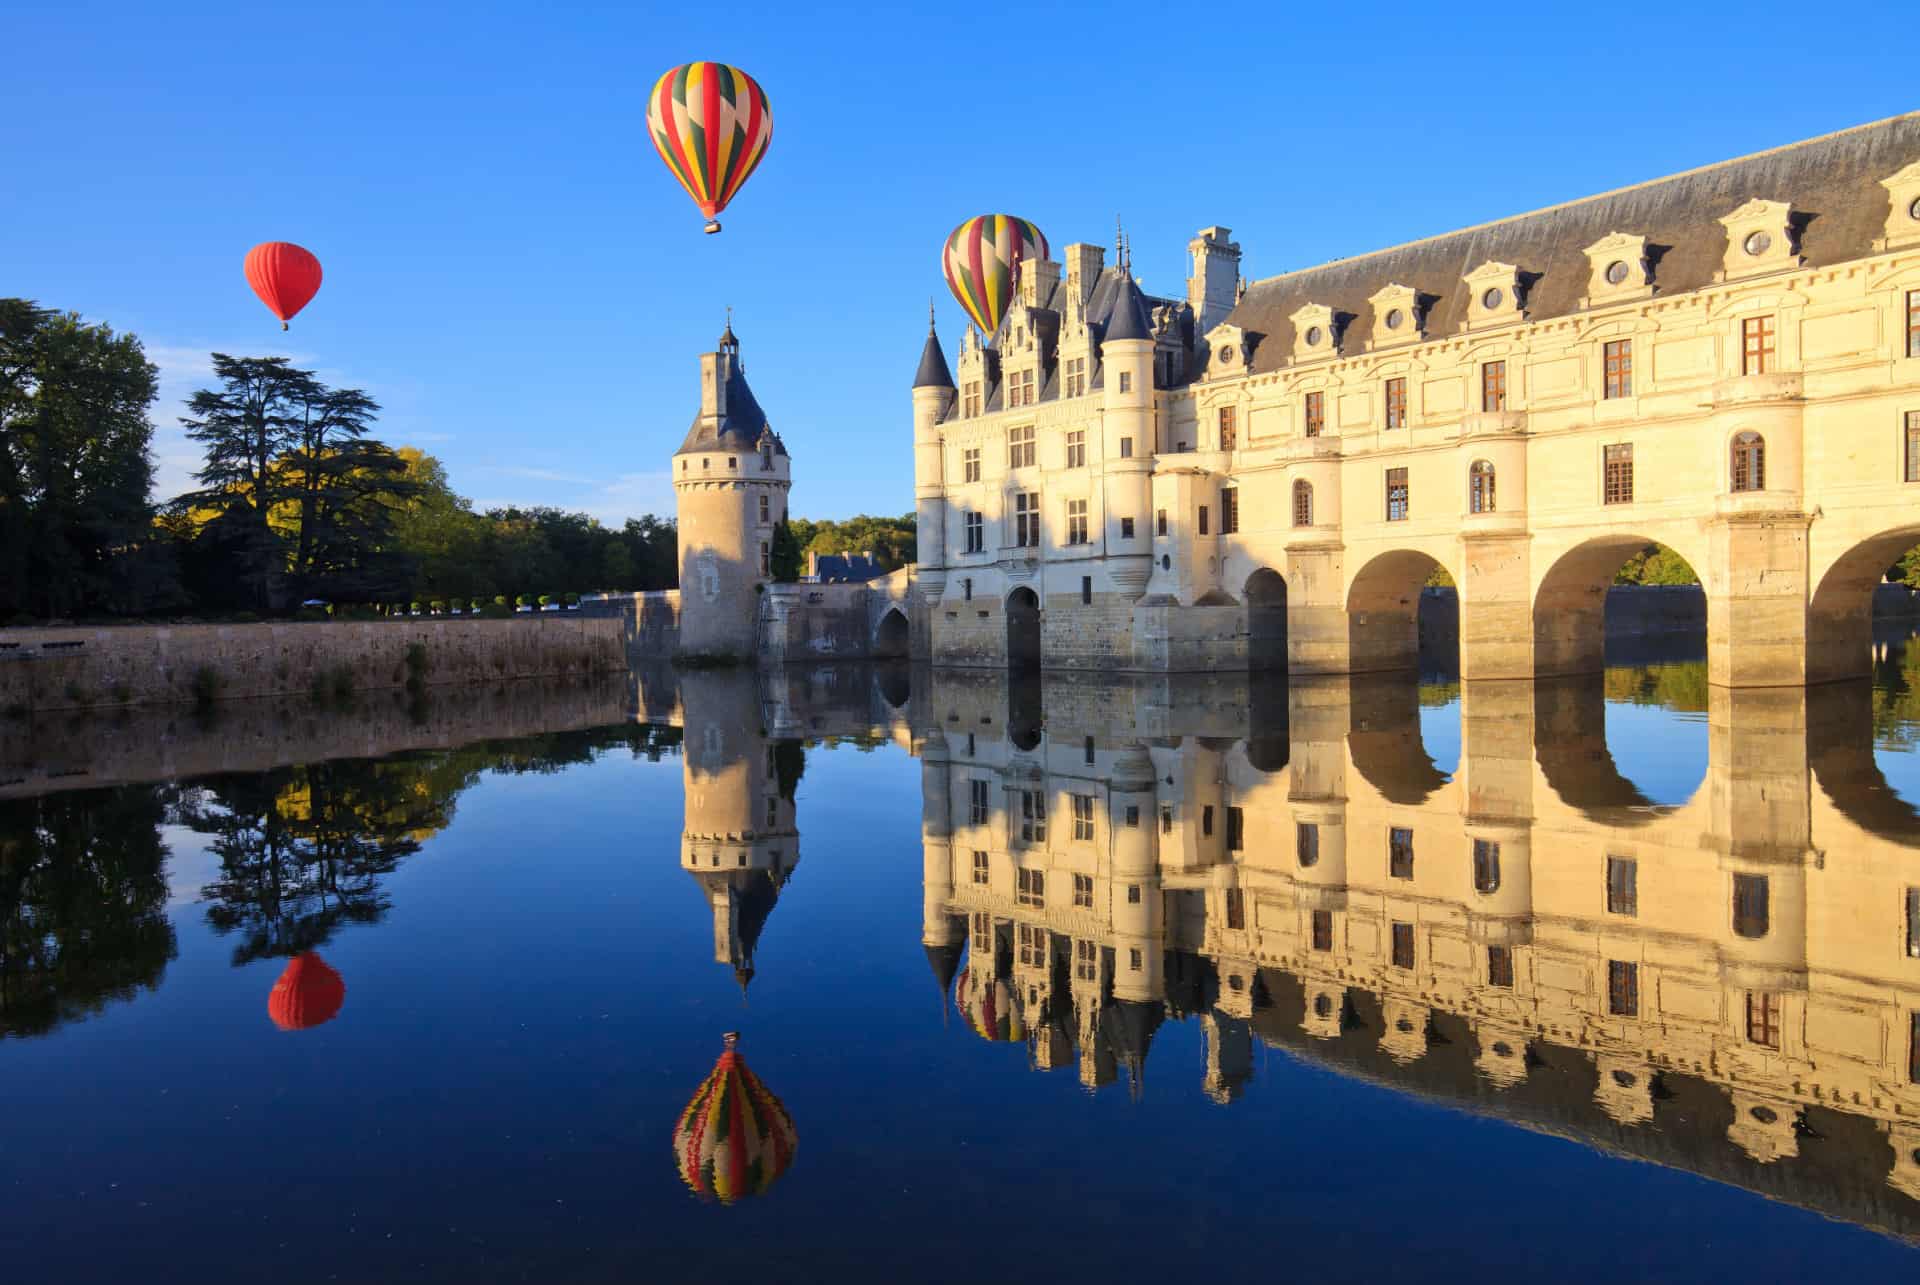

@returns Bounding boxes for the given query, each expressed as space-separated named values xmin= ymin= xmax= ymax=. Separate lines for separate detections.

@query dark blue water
xmin=6 ymin=651 xmax=1920 ymax=1283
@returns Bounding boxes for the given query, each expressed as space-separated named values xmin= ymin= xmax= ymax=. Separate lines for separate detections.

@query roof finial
xmin=928 ymin=297 xmax=936 ymax=334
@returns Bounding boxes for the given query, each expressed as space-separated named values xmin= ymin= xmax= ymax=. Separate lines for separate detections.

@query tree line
xmin=0 ymin=300 xmax=680 ymax=623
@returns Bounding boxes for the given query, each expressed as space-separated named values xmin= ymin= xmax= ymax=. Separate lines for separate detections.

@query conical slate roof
xmin=676 ymin=356 xmax=787 ymax=456
xmin=1103 ymin=272 xmax=1153 ymax=342
xmin=913 ymin=326 xmax=955 ymax=389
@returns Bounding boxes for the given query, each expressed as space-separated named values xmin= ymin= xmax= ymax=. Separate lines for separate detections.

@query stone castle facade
xmin=910 ymin=112 xmax=1920 ymax=686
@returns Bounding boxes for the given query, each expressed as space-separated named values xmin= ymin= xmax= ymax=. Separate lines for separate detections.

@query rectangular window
xmin=1742 ymin=315 xmax=1776 ymax=375
xmin=1312 ymin=909 xmax=1333 ymax=952
xmin=963 ymin=447 xmax=981 ymax=483
xmin=1906 ymin=411 xmax=1920 ymax=484
xmin=1015 ymin=492 xmax=1040 ymax=547
xmin=1202 ymin=805 xmax=1214 ymax=837
xmin=1065 ymin=429 xmax=1086 ymax=469
xmin=1225 ymin=888 xmax=1246 ymax=931
xmin=1129 ymin=947 xmax=1142 ymax=972
xmin=963 ymin=381 xmax=982 ymax=418
xmin=1385 ymin=467 xmax=1409 ymax=522
xmin=1389 ymin=827 xmax=1415 ymax=880
xmin=1218 ymin=405 xmax=1237 ymax=451
xmin=1125 ymin=805 xmax=1139 ymax=827
xmin=1006 ymin=369 xmax=1036 ymax=408
xmin=1156 ymin=509 xmax=1168 ymax=536
xmin=1304 ymin=390 xmax=1324 ymax=437
xmin=1603 ymin=443 xmax=1633 ymax=505
xmin=1606 ymin=856 xmax=1638 ymax=917
xmin=1745 ymin=991 xmax=1781 ymax=1049
xmin=1733 ymin=873 xmax=1770 ymax=939
xmin=1160 ymin=807 xmax=1172 ymax=834
xmin=1481 ymin=361 xmax=1506 ymax=412
xmin=1008 ymin=425 xmax=1035 ymax=469
xmin=1118 ymin=371 xmax=1132 ymax=394
xmin=1127 ymin=884 xmax=1141 ymax=905
xmin=1065 ymin=356 xmax=1087 ymax=398
xmin=1391 ymin=922 xmax=1415 ymax=970
xmin=1083 ymin=736 xmax=1095 ymax=765
xmin=1297 ymin=822 xmax=1319 ymax=868
xmin=758 ymin=494 xmax=770 ymax=524
xmin=1221 ymin=487 xmax=1239 ymax=535
xmin=1604 ymin=339 xmax=1633 ymax=399
xmin=962 ymin=578 xmax=972 ymax=602
xmin=759 ymin=542 xmax=770 ymax=576
xmin=1384 ymin=377 xmax=1407 ymax=429
xmin=1119 ymin=436 xmax=1133 ymax=459
xmin=1198 ymin=505 xmax=1209 ymax=536
xmin=1293 ymin=482 xmax=1312 ymax=528
xmin=1016 ymin=866 xmax=1045 ymax=908
xmin=1226 ymin=806 xmax=1244 ymax=852
xmin=1120 ymin=516 xmax=1135 ymax=539
xmin=1473 ymin=839 xmax=1501 ymax=894
xmin=1071 ymin=793 xmax=1094 ymax=841
xmin=1912 ymin=1013 xmax=1920 ymax=1085
xmin=1487 ymin=945 xmax=1514 ymax=989
xmin=1066 ymin=499 xmax=1089 ymax=545
xmin=963 ymin=511 xmax=983 ymax=554
xmin=1076 ymin=938 xmax=1097 ymax=981
xmin=1908 ymin=887 xmax=1920 ymax=958
xmin=972 ymin=850 xmax=989 ymax=885
xmin=969 ymin=778 xmax=990 ymax=826
xmin=1074 ymin=873 xmax=1093 ymax=909
xmin=1017 ymin=923 xmax=1045 ymax=967
xmin=1608 ymin=960 xmax=1639 ymax=1017
xmin=1019 ymin=789 xmax=1047 ymax=843
xmin=1080 ymin=576 xmax=1092 ymax=605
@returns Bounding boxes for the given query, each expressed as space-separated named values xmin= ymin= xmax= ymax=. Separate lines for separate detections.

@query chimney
xmin=1023 ymin=257 xmax=1061 ymax=308
xmin=1063 ymin=243 xmax=1105 ymax=308
xmin=1187 ymin=226 xmax=1242 ymax=334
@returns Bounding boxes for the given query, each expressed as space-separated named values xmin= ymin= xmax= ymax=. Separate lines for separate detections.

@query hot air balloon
xmin=646 ymin=62 xmax=774 ymax=235
xmin=942 ymin=215 xmax=1050 ymax=338
xmin=244 ymin=242 xmax=323 ymax=331
xmin=672 ymin=1033 xmax=798 ymax=1204
xmin=953 ymin=965 xmax=1026 ymax=1043
xmin=267 ymin=952 xmax=346 ymax=1031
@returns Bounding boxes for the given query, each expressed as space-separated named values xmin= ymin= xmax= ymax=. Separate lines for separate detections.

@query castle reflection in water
xmin=666 ymin=655 xmax=1920 ymax=1241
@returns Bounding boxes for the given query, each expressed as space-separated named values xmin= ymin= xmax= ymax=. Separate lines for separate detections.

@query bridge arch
xmin=1532 ymin=533 xmax=1707 ymax=677
xmin=1005 ymin=586 xmax=1041 ymax=670
xmin=1245 ymin=567 xmax=1287 ymax=671
xmin=1346 ymin=548 xmax=1455 ymax=675
xmin=873 ymin=607 xmax=910 ymax=659
xmin=1808 ymin=523 xmax=1920 ymax=685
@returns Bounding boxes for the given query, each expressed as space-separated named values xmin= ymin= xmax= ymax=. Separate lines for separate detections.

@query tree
xmin=769 ymin=517 xmax=803 ymax=583
xmin=788 ymin=512 xmax=917 ymax=572
xmin=0 ymin=300 xmax=163 ymax=619
xmin=1613 ymin=544 xmax=1700 ymax=586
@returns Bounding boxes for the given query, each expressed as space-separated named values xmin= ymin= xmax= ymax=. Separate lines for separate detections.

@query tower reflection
xmin=916 ymin=665 xmax=1920 ymax=1236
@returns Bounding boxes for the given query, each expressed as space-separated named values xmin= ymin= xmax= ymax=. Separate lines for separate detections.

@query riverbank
xmin=0 ymin=616 xmax=626 ymax=714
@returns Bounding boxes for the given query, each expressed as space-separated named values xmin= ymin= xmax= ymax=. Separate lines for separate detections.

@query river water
xmin=7 ymin=645 xmax=1920 ymax=1282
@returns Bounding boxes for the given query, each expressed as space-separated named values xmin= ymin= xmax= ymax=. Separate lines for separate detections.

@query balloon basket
xmin=704 ymin=220 xmax=722 ymax=235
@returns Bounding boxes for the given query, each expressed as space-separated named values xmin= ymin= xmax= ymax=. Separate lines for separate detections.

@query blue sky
xmin=3 ymin=1 xmax=1913 ymax=523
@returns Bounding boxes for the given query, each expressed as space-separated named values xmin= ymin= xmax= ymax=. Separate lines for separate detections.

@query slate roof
xmin=677 ymin=353 xmax=788 ymax=456
xmin=808 ymin=552 xmax=884 ymax=583
xmin=1227 ymin=112 xmax=1920 ymax=374
xmin=913 ymin=326 xmax=955 ymax=389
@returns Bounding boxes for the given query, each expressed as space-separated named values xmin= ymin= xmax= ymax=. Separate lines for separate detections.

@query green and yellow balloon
xmin=942 ymin=214 xmax=1050 ymax=337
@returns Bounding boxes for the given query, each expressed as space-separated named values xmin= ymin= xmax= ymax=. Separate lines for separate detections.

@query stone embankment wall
xmin=0 ymin=671 xmax=635 ymax=798
xmin=0 ymin=617 xmax=625 ymax=714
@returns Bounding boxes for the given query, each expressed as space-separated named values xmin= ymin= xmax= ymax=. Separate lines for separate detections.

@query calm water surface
xmin=8 ymin=646 xmax=1920 ymax=1283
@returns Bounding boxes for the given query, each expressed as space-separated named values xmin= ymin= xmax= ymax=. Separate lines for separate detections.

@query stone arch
xmin=1006 ymin=586 xmax=1042 ymax=671
xmin=873 ymin=607 xmax=910 ymax=659
xmin=1808 ymin=523 xmax=1920 ymax=685
xmin=1346 ymin=549 xmax=1451 ymax=675
xmin=1245 ymin=567 xmax=1288 ymax=671
xmin=1347 ymin=675 xmax=1451 ymax=805
xmin=1808 ymin=680 xmax=1920 ymax=847
xmin=1532 ymin=534 xmax=1706 ymax=678
xmin=1533 ymin=675 xmax=1704 ymax=823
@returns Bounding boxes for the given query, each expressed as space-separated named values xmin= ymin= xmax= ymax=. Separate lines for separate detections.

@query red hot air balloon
xmin=267 ymin=952 xmax=346 ymax=1031
xmin=244 ymin=242 xmax=323 ymax=330
xmin=673 ymin=1033 xmax=798 ymax=1203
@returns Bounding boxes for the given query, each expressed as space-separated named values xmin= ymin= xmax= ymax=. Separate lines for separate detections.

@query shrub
xmin=515 ymin=594 xmax=532 ymax=608
xmin=190 ymin=666 xmax=223 ymax=708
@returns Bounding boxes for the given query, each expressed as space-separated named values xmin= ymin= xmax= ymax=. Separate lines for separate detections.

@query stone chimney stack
xmin=1187 ymin=226 xmax=1242 ymax=333
xmin=1063 ymin=243 xmax=1106 ymax=309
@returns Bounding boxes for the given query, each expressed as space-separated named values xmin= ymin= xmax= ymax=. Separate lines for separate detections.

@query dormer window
xmin=1064 ymin=357 xmax=1087 ymax=397
xmin=1007 ymin=369 xmax=1036 ymax=408
xmin=1583 ymin=234 xmax=1653 ymax=304
xmin=962 ymin=380 xmax=981 ymax=417
xmin=760 ymin=442 xmax=773 ymax=470
xmin=1291 ymin=303 xmax=1337 ymax=362
xmin=1717 ymin=199 xmax=1800 ymax=279
xmin=1463 ymin=262 xmax=1524 ymax=330
xmin=1367 ymin=283 xmax=1422 ymax=348
xmin=1879 ymin=162 xmax=1920 ymax=251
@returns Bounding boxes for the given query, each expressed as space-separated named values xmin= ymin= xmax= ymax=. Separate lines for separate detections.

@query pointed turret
xmin=913 ymin=317 xmax=955 ymax=390
xmin=1104 ymin=270 xmax=1153 ymax=342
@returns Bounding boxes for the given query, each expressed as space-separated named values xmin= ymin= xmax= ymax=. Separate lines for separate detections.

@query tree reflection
xmin=0 ymin=787 xmax=176 ymax=1037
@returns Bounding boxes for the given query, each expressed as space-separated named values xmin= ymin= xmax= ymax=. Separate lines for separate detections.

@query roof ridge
xmin=1246 ymin=111 xmax=1920 ymax=290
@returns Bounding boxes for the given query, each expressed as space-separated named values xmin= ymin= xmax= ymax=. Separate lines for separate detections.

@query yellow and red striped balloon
xmin=672 ymin=1034 xmax=798 ymax=1204
xmin=646 ymin=62 xmax=774 ymax=234
xmin=942 ymin=214 xmax=1050 ymax=337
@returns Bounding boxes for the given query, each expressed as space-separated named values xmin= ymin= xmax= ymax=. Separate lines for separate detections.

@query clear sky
xmin=4 ymin=1 xmax=1913 ymax=523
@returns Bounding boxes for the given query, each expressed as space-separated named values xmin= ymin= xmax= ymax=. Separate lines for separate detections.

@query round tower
xmin=674 ymin=321 xmax=791 ymax=660
xmin=1100 ymin=269 xmax=1156 ymax=598
xmin=912 ymin=312 xmax=956 ymax=605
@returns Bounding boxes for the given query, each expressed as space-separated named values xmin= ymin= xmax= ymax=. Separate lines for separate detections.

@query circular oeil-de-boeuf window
xmin=1482 ymin=287 xmax=1504 ymax=310
xmin=1385 ymin=308 xmax=1404 ymax=330
xmin=1217 ymin=345 xmax=1234 ymax=364
xmin=1744 ymin=230 xmax=1773 ymax=257
xmin=1304 ymin=325 xmax=1323 ymax=346
xmin=1605 ymin=260 xmax=1630 ymax=285
xmin=1910 ymin=195 xmax=1920 ymax=221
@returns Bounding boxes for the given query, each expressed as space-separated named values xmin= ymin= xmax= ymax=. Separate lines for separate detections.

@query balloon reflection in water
xmin=267 ymin=952 xmax=346 ymax=1031
xmin=953 ymin=965 xmax=1026 ymax=1043
xmin=673 ymin=1033 xmax=797 ymax=1204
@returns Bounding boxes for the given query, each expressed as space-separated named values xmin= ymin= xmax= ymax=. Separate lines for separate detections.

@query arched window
xmin=1469 ymin=459 xmax=1497 ymax=513
xmin=1731 ymin=431 xmax=1766 ymax=492
xmin=1473 ymin=838 xmax=1501 ymax=893
xmin=1291 ymin=479 xmax=1314 ymax=528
